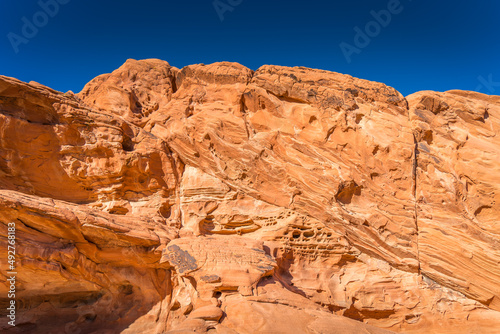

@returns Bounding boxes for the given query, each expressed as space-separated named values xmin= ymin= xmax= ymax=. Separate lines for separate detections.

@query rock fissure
xmin=412 ymin=132 xmax=421 ymax=275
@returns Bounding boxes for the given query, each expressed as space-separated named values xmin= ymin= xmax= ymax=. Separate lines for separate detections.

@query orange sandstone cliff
xmin=0 ymin=59 xmax=499 ymax=333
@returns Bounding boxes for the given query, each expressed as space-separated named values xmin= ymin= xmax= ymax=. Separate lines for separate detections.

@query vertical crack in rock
xmin=412 ymin=133 xmax=421 ymax=275
xmin=238 ymin=93 xmax=252 ymax=139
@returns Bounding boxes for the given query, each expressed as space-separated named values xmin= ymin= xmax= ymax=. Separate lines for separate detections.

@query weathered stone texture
xmin=0 ymin=59 xmax=499 ymax=333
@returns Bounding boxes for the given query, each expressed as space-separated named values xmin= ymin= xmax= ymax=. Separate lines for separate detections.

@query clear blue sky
xmin=1 ymin=0 xmax=499 ymax=96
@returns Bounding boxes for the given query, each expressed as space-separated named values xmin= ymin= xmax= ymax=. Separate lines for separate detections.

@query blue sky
xmin=1 ymin=0 xmax=499 ymax=96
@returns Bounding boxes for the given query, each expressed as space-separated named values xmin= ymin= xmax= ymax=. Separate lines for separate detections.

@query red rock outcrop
xmin=408 ymin=90 xmax=500 ymax=310
xmin=0 ymin=59 xmax=499 ymax=333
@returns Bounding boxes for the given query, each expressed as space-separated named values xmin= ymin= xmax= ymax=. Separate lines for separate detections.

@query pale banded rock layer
xmin=0 ymin=59 xmax=499 ymax=334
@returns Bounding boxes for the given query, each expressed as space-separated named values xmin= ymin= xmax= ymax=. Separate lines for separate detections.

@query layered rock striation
xmin=0 ymin=59 xmax=499 ymax=333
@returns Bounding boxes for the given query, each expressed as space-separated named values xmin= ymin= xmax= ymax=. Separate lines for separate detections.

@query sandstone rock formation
xmin=0 ymin=59 xmax=499 ymax=333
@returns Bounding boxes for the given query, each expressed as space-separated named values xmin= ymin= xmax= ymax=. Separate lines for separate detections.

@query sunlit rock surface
xmin=0 ymin=59 xmax=499 ymax=333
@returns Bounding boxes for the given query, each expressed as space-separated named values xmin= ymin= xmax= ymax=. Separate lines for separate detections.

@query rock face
xmin=0 ymin=59 xmax=499 ymax=334
xmin=408 ymin=91 xmax=500 ymax=309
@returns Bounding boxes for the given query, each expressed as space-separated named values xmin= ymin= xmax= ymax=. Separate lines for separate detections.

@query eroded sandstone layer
xmin=0 ymin=59 xmax=499 ymax=333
